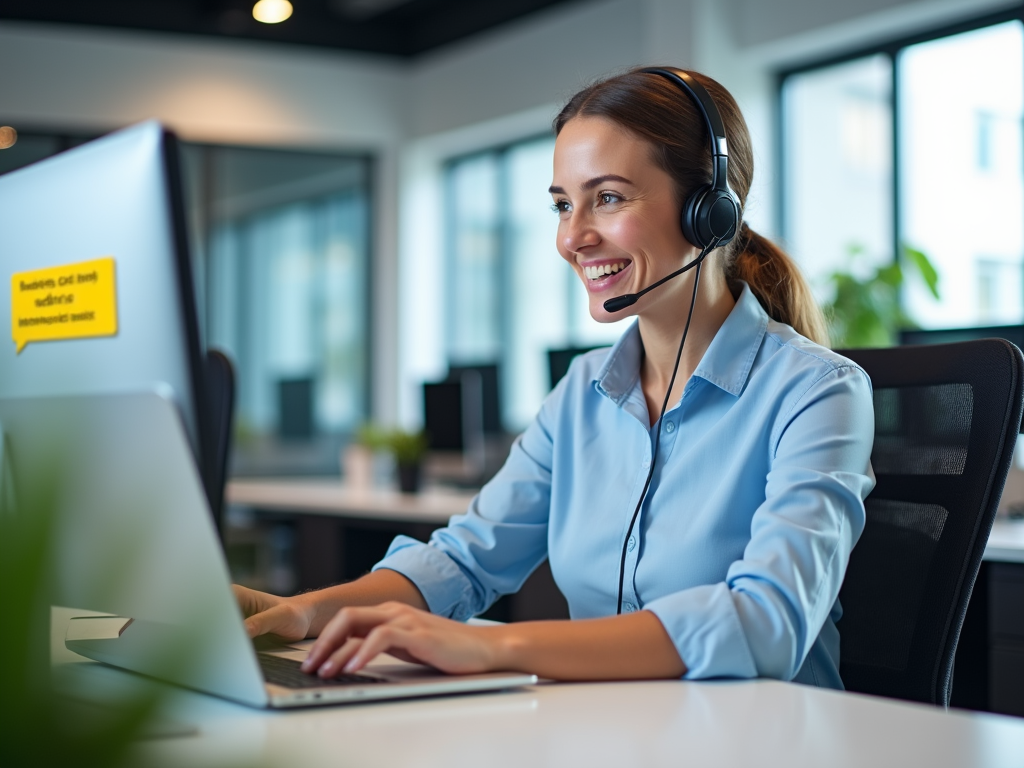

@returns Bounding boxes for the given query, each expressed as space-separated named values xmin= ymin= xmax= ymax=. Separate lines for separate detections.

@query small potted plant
xmin=386 ymin=429 xmax=428 ymax=494
xmin=342 ymin=424 xmax=388 ymax=490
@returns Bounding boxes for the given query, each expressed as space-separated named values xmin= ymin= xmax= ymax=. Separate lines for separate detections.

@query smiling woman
xmin=235 ymin=67 xmax=875 ymax=689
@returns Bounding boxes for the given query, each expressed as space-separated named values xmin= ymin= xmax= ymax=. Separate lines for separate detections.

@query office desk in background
xmin=49 ymin=607 xmax=1024 ymax=768
xmin=225 ymin=479 xmax=467 ymax=593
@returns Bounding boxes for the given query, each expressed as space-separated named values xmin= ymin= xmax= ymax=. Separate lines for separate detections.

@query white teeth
xmin=584 ymin=262 xmax=627 ymax=280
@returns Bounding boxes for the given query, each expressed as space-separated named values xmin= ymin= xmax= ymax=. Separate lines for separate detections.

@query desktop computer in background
xmin=423 ymin=370 xmax=486 ymax=484
xmin=422 ymin=363 xmax=508 ymax=486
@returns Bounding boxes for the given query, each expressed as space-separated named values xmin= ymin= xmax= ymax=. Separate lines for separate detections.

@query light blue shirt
xmin=375 ymin=284 xmax=875 ymax=687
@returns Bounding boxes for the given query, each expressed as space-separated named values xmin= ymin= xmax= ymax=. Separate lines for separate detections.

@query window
xmin=782 ymin=55 xmax=893 ymax=298
xmin=781 ymin=12 xmax=1024 ymax=332
xmin=445 ymin=137 xmax=629 ymax=430
xmin=188 ymin=146 xmax=372 ymax=473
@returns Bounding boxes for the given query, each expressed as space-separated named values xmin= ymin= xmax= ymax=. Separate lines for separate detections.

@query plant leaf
xmin=902 ymin=244 xmax=940 ymax=299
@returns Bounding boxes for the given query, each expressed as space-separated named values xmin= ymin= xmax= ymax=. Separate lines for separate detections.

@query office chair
xmin=204 ymin=349 xmax=236 ymax=539
xmin=836 ymin=339 xmax=1024 ymax=706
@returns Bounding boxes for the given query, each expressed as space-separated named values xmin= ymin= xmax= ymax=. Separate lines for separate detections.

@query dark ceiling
xmin=0 ymin=0 xmax=581 ymax=57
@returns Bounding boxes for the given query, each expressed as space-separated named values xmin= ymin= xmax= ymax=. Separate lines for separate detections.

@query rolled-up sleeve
xmin=645 ymin=364 xmax=875 ymax=680
xmin=373 ymin=394 xmax=558 ymax=621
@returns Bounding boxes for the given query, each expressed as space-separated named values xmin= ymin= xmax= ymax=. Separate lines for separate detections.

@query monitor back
xmin=0 ymin=121 xmax=205 ymax=453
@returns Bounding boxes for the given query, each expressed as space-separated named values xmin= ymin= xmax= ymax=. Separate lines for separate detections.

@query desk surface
xmin=50 ymin=608 xmax=1024 ymax=768
xmin=226 ymin=478 xmax=475 ymax=525
xmin=228 ymin=478 xmax=1024 ymax=563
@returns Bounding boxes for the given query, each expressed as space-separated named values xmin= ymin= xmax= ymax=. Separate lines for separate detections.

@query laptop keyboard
xmin=258 ymin=653 xmax=387 ymax=688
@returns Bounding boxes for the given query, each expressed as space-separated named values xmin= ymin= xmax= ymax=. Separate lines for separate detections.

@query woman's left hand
xmin=300 ymin=602 xmax=504 ymax=678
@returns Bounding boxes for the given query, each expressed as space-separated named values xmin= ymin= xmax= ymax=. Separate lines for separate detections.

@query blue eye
xmin=551 ymin=200 xmax=571 ymax=214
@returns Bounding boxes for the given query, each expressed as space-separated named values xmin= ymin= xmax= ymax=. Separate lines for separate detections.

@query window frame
xmin=776 ymin=6 xmax=1024 ymax=295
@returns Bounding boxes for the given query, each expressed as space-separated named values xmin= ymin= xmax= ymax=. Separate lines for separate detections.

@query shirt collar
xmin=593 ymin=282 xmax=768 ymax=402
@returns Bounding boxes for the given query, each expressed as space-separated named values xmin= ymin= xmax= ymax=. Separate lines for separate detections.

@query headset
xmin=606 ymin=68 xmax=742 ymax=615
xmin=603 ymin=68 xmax=741 ymax=314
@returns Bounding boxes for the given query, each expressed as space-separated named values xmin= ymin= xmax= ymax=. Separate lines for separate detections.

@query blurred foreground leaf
xmin=0 ymin=438 xmax=160 ymax=768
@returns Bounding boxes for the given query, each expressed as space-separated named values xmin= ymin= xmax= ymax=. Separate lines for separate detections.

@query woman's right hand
xmin=232 ymin=584 xmax=316 ymax=641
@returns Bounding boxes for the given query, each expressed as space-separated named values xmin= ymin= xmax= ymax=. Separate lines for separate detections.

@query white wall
xmin=0 ymin=21 xmax=408 ymax=146
xmin=1 ymin=0 xmax=1020 ymax=426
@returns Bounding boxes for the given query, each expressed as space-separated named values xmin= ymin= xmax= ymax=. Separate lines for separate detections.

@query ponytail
xmin=728 ymin=223 xmax=830 ymax=347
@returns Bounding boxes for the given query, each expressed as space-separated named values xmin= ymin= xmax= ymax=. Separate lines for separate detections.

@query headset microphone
xmin=603 ymin=244 xmax=713 ymax=313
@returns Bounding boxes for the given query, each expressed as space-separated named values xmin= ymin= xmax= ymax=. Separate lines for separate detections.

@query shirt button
xmin=664 ymin=420 xmax=675 ymax=433
xmin=623 ymin=602 xmax=636 ymax=613
xmin=627 ymin=536 xmax=636 ymax=552
xmin=641 ymin=457 xmax=651 ymax=468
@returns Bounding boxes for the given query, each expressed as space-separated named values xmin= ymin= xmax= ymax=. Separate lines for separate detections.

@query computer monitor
xmin=0 ymin=121 xmax=215 ymax=505
xmin=422 ymin=374 xmax=483 ymax=452
xmin=899 ymin=325 xmax=1024 ymax=433
xmin=446 ymin=363 xmax=502 ymax=434
xmin=547 ymin=345 xmax=609 ymax=390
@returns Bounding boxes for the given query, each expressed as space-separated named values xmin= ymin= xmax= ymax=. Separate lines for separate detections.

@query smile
xmin=583 ymin=261 xmax=629 ymax=281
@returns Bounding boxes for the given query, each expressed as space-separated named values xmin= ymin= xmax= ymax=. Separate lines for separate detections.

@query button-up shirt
xmin=375 ymin=284 xmax=875 ymax=687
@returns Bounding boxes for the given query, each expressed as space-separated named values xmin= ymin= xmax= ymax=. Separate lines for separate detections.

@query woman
xmin=234 ymin=67 xmax=874 ymax=688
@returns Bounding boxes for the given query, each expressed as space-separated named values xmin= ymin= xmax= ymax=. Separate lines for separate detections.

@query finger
xmin=343 ymin=624 xmax=406 ymax=673
xmin=232 ymin=584 xmax=278 ymax=619
xmin=243 ymin=602 xmax=299 ymax=640
xmin=315 ymin=637 xmax=364 ymax=678
xmin=232 ymin=584 xmax=256 ymax=616
xmin=304 ymin=605 xmax=399 ymax=670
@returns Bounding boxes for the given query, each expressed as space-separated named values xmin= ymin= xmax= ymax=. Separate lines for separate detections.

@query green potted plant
xmin=823 ymin=243 xmax=940 ymax=348
xmin=386 ymin=429 xmax=428 ymax=494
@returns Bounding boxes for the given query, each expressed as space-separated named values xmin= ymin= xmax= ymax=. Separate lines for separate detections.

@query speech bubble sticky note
xmin=11 ymin=257 xmax=118 ymax=354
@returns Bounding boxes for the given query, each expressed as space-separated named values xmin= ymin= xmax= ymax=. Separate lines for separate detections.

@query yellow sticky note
xmin=11 ymin=257 xmax=118 ymax=354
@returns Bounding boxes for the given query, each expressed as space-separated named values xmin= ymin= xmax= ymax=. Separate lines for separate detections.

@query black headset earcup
xmin=682 ymin=186 xmax=739 ymax=249
xmin=680 ymin=184 xmax=711 ymax=249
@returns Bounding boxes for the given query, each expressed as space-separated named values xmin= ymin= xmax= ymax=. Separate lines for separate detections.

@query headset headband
xmin=641 ymin=67 xmax=730 ymax=195
xmin=639 ymin=67 xmax=739 ymax=248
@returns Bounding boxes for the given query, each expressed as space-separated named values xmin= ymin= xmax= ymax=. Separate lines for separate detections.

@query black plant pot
xmin=397 ymin=462 xmax=422 ymax=494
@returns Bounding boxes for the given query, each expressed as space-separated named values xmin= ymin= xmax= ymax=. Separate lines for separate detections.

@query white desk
xmin=226 ymin=478 xmax=474 ymax=526
xmin=49 ymin=608 xmax=1024 ymax=768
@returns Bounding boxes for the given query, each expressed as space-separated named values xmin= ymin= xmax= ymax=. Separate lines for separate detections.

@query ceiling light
xmin=0 ymin=127 xmax=16 ymax=150
xmin=253 ymin=0 xmax=293 ymax=24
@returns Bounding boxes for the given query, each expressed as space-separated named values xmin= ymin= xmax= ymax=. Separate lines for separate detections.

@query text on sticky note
xmin=11 ymin=257 xmax=118 ymax=354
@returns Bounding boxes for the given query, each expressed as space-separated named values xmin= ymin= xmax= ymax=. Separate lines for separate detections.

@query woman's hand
xmin=232 ymin=584 xmax=316 ymax=642
xmin=301 ymin=602 xmax=503 ymax=678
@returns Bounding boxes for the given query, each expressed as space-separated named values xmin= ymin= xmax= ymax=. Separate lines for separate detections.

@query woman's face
xmin=551 ymin=115 xmax=695 ymax=323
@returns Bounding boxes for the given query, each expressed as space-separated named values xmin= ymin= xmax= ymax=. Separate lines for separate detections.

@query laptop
xmin=0 ymin=389 xmax=536 ymax=708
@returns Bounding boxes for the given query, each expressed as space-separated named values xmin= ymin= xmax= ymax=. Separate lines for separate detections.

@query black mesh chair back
xmin=836 ymin=340 xmax=1023 ymax=705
